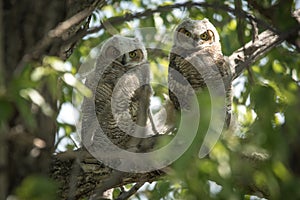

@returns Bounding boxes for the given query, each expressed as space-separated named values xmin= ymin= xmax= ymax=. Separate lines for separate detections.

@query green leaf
xmin=112 ymin=188 xmax=121 ymax=199
xmin=16 ymin=175 xmax=58 ymax=200
xmin=272 ymin=60 xmax=285 ymax=74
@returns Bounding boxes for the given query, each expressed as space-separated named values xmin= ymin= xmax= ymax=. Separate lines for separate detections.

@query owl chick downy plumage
xmin=168 ymin=18 xmax=232 ymax=128
xmin=81 ymin=35 xmax=154 ymax=152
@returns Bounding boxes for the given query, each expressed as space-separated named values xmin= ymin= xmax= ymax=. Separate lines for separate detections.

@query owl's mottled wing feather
xmin=168 ymin=53 xmax=181 ymax=110
xmin=95 ymin=81 xmax=131 ymax=146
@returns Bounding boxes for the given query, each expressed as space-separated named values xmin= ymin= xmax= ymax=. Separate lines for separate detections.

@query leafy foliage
xmin=16 ymin=175 xmax=58 ymax=200
xmin=2 ymin=0 xmax=299 ymax=199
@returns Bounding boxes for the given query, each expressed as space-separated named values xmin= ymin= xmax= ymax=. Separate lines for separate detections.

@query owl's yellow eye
xmin=178 ymin=28 xmax=192 ymax=38
xmin=200 ymin=32 xmax=209 ymax=40
xmin=129 ymin=51 xmax=137 ymax=58
xmin=185 ymin=31 xmax=192 ymax=37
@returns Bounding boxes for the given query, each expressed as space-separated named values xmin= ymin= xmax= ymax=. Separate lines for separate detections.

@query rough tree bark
xmin=0 ymin=0 xmax=299 ymax=199
xmin=0 ymin=0 xmax=105 ymax=198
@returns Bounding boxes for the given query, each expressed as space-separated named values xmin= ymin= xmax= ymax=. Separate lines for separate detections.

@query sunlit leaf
xmin=272 ymin=60 xmax=285 ymax=74
xmin=228 ymin=19 xmax=237 ymax=31
xmin=62 ymin=73 xmax=92 ymax=98
xmin=272 ymin=162 xmax=291 ymax=182
xmin=20 ymin=88 xmax=54 ymax=117
xmin=43 ymin=56 xmax=67 ymax=72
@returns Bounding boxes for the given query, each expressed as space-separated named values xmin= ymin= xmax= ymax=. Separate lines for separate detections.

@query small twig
xmin=234 ymin=0 xmax=250 ymax=84
xmin=246 ymin=14 xmax=257 ymax=85
xmin=148 ymin=109 xmax=160 ymax=135
xmin=116 ymin=182 xmax=145 ymax=200
xmin=234 ymin=0 xmax=245 ymax=46
xmin=49 ymin=8 xmax=93 ymax=38
xmin=246 ymin=65 xmax=255 ymax=86
xmin=54 ymin=135 xmax=65 ymax=150
xmin=249 ymin=15 xmax=259 ymax=43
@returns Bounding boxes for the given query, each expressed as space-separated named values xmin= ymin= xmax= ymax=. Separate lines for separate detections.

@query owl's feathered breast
xmin=170 ymin=46 xmax=230 ymax=83
xmin=168 ymin=45 xmax=231 ymax=111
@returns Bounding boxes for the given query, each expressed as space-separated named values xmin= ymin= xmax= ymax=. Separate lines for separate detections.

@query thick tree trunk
xmin=0 ymin=0 xmax=104 ymax=197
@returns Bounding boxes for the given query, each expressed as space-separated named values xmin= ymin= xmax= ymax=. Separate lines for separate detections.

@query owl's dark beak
xmin=193 ymin=37 xmax=201 ymax=47
xmin=121 ymin=54 xmax=127 ymax=65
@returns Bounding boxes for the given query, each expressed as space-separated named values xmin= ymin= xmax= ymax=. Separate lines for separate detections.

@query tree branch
xmin=116 ymin=182 xmax=145 ymax=200
xmin=51 ymin=149 xmax=164 ymax=199
xmin=51 ymin=139 xmax=271 ymax=199
xmin=229 ymin=25 xmax=299 ymax=79
xmin=229 ymin=30 xmax=280 ymax=79
xmin=91 ymin=1 xmax=275 ymax=33
xmin=15 ymin=0 xmax=105 ymax=75
xmin=64 ymin=1 xmax=277 ymax=48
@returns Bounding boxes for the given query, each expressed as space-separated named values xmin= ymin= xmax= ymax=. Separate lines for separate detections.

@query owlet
xmin=81 ymin=35 xmax=154 ymax=153
xmin=168 ymin=18 xmax=232 ymax=128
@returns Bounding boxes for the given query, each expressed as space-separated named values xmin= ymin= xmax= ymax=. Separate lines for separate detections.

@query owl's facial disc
xmin=177 ymin=28 xmax=194 ymax=44
xmin=105 ymin=46 xmax=121 ymax=60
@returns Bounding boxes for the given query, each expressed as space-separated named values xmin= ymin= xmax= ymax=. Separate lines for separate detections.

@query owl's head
xmin=100 ymin=35 xmax=147 ymax=67
xmin=173 ymin=18 xmax=221 ymax=50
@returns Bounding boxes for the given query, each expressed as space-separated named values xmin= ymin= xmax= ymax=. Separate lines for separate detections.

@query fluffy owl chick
xmin=81 ymin=35 xmax=155 ymax=152
xmin=168 ymin=18 xmax=232 ymax=128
